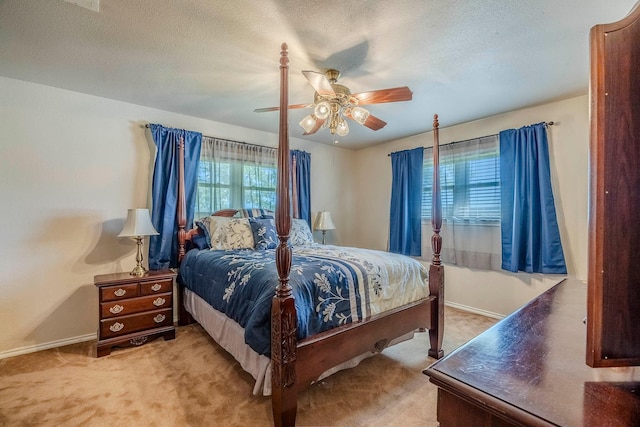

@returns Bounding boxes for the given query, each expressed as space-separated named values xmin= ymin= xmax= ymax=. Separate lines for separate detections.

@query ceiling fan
xmin=254 ymin=69 xmax=413 ymax=138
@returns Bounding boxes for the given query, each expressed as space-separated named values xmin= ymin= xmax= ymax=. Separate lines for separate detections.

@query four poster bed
xmin=173 ymin=44 xmax=445 ymax=427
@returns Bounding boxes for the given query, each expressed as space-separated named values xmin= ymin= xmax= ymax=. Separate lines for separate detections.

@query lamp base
xmin=130 ymin=265 xmax=148 ymax=276
xmin=130 ymin=236 xmax=148 ymax=276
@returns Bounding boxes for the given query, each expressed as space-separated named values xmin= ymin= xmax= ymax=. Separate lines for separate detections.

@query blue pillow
xmin=195 ymin=218 xmax=213 ymax=247
xmin=191 ymin=232 xmax=209 ymax=250
xmin=249 ymin=217 xmax=278 ymax=250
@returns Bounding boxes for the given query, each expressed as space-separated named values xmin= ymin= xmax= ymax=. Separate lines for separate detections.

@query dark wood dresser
xmin=94 ymin=269 xmax=176 ymax=357
xmin=424 ymin=279 xmax=640 ymax=426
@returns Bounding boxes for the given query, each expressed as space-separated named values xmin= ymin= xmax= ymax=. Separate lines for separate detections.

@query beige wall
xmin=354 ymin=95 xmax=590 ymax=317
xmin=0 ymin=76 xmax=356 ymax=357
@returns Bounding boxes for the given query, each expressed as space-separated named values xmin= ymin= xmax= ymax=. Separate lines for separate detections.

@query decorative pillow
xmin=210 ymin=218 xmax=255 ymax=250
xmin=249 ymin=217 xmax=278 ymax=250
xmin=190 ymin=231 xmax=209 ymax=250
xmin=290 ymin=218 xmax=315 ymax=246
xmin=196 ymin=215 xmax=233 ymax=248
xmin=239 ymin=208 xmax=275 ymax=218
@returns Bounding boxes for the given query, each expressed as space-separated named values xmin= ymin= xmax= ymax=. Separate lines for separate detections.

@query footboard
xmin=296 ymin=297 xmax=437 ymax=390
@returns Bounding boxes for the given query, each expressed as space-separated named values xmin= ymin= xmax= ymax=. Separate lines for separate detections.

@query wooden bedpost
xmin=177 ymin=135 xmax=187 ymax=261
xmin=175 ymin=135 xmax=194 ymax=326
xmin=271 ymin=42 xmax=298 ymax=427
xmin=428 ymin=114 xmax=445 ymax=359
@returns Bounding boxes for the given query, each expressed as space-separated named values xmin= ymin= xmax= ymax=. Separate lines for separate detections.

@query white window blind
xmin=422 ymin=135 xmax=500 ymax=222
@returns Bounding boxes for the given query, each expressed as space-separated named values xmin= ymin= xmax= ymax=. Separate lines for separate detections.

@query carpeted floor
xmin=0 ymin=307 xmax=497 ymax=426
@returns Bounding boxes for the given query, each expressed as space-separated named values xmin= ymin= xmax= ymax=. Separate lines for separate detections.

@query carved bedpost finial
xmin=433 ymin=113 xmax=439 ymax=129
xmin=280 ymin=43 xmax=288 ymax=68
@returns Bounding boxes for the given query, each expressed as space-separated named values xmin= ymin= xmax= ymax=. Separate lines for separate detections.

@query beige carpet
xmin=0 ymin=307 xmax=496 ymax=426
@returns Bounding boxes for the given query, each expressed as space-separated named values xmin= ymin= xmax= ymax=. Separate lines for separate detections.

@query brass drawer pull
xmin=153 ymin=314 xmax=166 ymax=323
xmin=152 ymin=297 xmax=166 ymax=307
xmin=114 ymin=288 xmax=127 ymax=297
xmin=151 ymin=283 xmax=162 ymax=292
xmin=109 ymin=322 xmax=124 ymax=332
xmin=109 ymin=304 xmax=124 ymax=314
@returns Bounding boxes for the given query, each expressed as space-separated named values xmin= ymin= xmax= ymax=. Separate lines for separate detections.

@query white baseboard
xmin=445 ymin=301 xmax=505 ymax=320
xmin=0 ymin=333 xmax=97 ymax=360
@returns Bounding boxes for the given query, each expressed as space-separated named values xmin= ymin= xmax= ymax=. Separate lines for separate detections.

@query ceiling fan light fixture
xmin=257 ymin=68 xmax=412 ymax=138
xmin=299 ymin=114 xmax=317 ymax=133
xmin=314 ymin=101 xmax=331 ymax=119
xmin=351 ymin=107 xmax=370 ymax=125
xmin=336 ymin=118 xmax=349 ymax=136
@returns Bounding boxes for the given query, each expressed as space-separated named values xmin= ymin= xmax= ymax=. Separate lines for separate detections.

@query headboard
xmin=587 ymin=1 xmax=640 ymax=367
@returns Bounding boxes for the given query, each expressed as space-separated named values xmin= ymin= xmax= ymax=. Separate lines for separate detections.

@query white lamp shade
xmin=314 ymin=211 xmax=336 ymax=231
xmin=117 ymin=208 xmax=159 ymax=237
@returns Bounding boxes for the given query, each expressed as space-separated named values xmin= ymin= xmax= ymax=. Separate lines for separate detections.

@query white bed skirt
xmin=183 ymin=288 xmax=414 ymax=396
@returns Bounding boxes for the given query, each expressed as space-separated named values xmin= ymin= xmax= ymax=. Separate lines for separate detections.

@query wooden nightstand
xmin=94 ymin=269 xmax=177 ymax=357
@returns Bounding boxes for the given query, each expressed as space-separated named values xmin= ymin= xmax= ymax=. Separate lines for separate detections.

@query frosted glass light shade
xmin=314 ymin=101 xmax=331 ymax=119
xmin=118 ymin=209 xmax=159 ymax=237
xmin=351 ymin=107 xmax=370 ymax=124
xmin=314 ymin=211 xmax=336 ymax=231
xmin=299 ymin=115 xmax=317 ymax=133
xmin=336 ymin=118 xmax=349 ymax=136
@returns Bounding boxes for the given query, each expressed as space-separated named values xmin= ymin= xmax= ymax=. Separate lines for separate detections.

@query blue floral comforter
xmin=178 ymin=244 xmax=429 ymax=356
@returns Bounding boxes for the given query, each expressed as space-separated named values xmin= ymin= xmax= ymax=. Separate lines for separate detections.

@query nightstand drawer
xmin=100 ymin=293 xmax=172 ymax=318
xmin=100 ymin=283 xmax=139 ymax=302
xmin=100 ymin=308 xmax=173 ymax=339
xmin=140 ymin=279 xmax=172 ymax=295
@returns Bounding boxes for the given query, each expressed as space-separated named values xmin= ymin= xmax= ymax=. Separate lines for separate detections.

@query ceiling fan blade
xmin=362 ymin=114 xmax=387 ymax=131
xmin=351 ymin=86 xmax=413 ymax=105
xmin=302 ymin=70 xmax=335 ymax=97
xmin=303 ymin=118 xmax=326 ymax=135
xmin=254 ymin=103 xmax=313 ymax=113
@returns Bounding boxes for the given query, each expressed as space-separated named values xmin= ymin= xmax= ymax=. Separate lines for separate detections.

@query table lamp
xmin=314 ymin=210 xmax=335 ymax=244
xmin=118 ymin=208 xmax=159 ymax=276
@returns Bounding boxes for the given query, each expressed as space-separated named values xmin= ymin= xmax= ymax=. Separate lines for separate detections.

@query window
xmin=421 ymin=134 xmax=502 ymax=270
xmin=422 ymin=135 xmax=500 ymax=223
xmin=194 ymin=137 xmax=277 ymax=219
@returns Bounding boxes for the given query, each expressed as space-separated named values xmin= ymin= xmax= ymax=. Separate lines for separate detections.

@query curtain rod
xmin=388 ymin=121 xmax=556 ymax=156
xmin=143 ymin=123 xmax=276 ymax=151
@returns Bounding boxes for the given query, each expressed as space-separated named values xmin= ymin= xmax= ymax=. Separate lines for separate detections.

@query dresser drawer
xmin=100 ymin=283 xmax=139 ymax=302
xmin=100 ymin=308 xmax=173 ymax=339
xmin=140 ymin=278 xmax=172 ymax=295
xmin=100 ymin=293 xmax=172 ymax=318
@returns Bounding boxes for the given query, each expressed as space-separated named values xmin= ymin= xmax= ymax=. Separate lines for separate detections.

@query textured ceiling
xmin=0 ymin=0 xmax=636 ymax=149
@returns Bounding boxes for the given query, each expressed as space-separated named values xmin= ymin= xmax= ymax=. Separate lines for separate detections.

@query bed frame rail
xmin=296 ymin=296 xmax=436 ymax=391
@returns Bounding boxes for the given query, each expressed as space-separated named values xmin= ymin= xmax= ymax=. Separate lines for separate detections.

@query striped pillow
xmin=238 ymin=208 xmax=275 ymax=218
